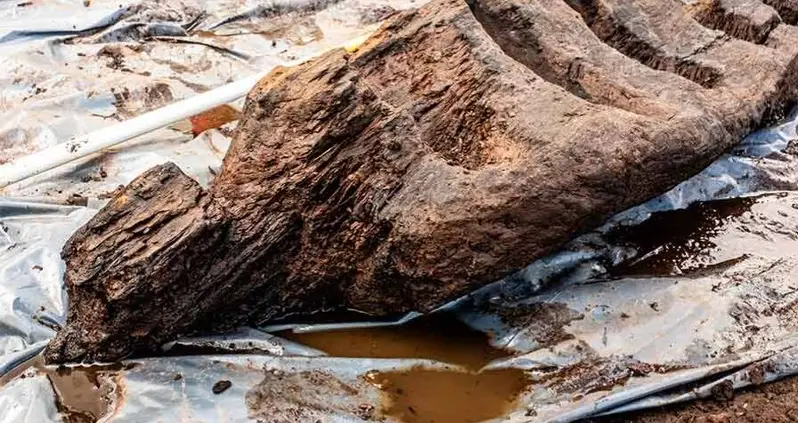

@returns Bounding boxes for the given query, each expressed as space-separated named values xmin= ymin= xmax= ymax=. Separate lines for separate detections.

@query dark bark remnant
xmin=45 ymin=0 xmax=798 ymax=363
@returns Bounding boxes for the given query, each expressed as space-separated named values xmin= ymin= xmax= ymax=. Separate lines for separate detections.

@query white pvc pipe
xmin=0 ymin=32 xmax=375 ymax=190
xmin=0 ymin=71 xmax=268 ymax=189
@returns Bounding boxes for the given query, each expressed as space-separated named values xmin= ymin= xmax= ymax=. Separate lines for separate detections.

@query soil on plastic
xmin=485 ymin=302 xmax=584 ymax=348
xmin=278 ymin=312 xmax=529 ymax=423
xmin=595 ymin=374 xmax=798 ymax=423
xmin=246 ymin=369 xmax=367 ymax=421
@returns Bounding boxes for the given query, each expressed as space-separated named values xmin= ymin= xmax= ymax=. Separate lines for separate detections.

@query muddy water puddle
xmin=607 ymin=193 xmax=798 ymax=276
xmin=279 ymin=312 xmax=529 ymax=423
xmin=1 ymin=356 xmax=126 ymax=423
xmin=278 ymin=312 xmax=509 ymax=369
xmin=366 ymin=367 xmax=529 ymax=423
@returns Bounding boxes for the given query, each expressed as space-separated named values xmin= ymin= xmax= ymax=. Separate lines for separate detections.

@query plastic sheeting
xmin=3 ymin=1 xmax=798 ymax=422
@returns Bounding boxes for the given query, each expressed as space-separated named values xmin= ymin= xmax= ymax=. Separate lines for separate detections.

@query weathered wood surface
xmin=45 ymin=0 xmax=798 ymax=362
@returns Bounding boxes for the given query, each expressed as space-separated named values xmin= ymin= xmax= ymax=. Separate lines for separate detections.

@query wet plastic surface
xmin=3 ymin=0 xmax=798 ymax=422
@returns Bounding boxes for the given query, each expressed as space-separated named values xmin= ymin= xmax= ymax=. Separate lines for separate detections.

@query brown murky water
xmin=278 ymin=312 xmax=509 ymax=370
xmin=366 ymin=367 xmax=529 ymax=423
xmin=43 ymin=359 xmax=127 ymax=423
xmin=279 ymin=312 xmax=529 ymax=423
xmin=0 ymin=356 xmax=125 ymax=423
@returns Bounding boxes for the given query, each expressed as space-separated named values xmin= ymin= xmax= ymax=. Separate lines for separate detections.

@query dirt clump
xmin=45 ymin=0 xmax=798 ymax=363
xmin=212 ymin=380 xmax=232 ymax=394
xmin=96 ymin=45 xmax=126 ymax=70
xmin=486 ymin=302 xmax=585 ymax=348
xmin=246 ymin=370 xmax=365 ymax=422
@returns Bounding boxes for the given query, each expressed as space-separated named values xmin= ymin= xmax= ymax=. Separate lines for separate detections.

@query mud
xmin=45 ymin=364 xmax=121 ymax=423
xmin=590 ymin=190 xmax=798 ymax=420
xmin=212 ymin=379 xmax=232 ymax=394
xmin=485 ymin=302 xmax=585 ymax=348
xmin=540 ymin=355 xmax=688 ymax=400
xmin=277 ymin=312 xmax=511 ymax=370
xmin=246 ymin=369 xmax=369 ymax=422
xmin=596 ymin=374 xmax=798 ymax=423
xmin=96 ymin=45 xmax=126 ymax=70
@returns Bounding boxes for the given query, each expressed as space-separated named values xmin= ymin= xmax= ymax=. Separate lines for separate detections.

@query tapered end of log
xmin=44 ymin=163 xmax=227 ymax=363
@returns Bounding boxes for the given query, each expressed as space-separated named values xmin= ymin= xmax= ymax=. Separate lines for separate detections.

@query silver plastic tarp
xmin=2 ymin=1 xmax=798 ymax=422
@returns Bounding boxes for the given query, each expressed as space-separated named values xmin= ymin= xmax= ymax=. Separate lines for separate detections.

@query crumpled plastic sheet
xmin=3 ymin=1 xmax=798 ymax=422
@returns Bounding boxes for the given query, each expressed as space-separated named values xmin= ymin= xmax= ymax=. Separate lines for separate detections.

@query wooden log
xmin=45 ymin=0 xmax=798 ymax=362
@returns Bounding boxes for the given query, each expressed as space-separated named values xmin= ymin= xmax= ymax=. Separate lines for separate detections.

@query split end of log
xmin=45 ymin=163 xmax=228 ymax=363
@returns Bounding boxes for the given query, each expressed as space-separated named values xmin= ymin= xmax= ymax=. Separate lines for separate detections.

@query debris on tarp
xmin=187 ymin=104 xmax=241 ymax=136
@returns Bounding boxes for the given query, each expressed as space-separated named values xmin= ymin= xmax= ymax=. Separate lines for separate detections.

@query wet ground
xmin=44 ymin=361 xmax=126 ymax=423
xmin=589 ymin=190 xmax=798 ymax=422
xmin=0 ymin=312 xmax=529 ymax=423
xmin=366 ymin=367 xmax=529 ymax=423
xmin=606 ymin=195 xmax=760 ymax=277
